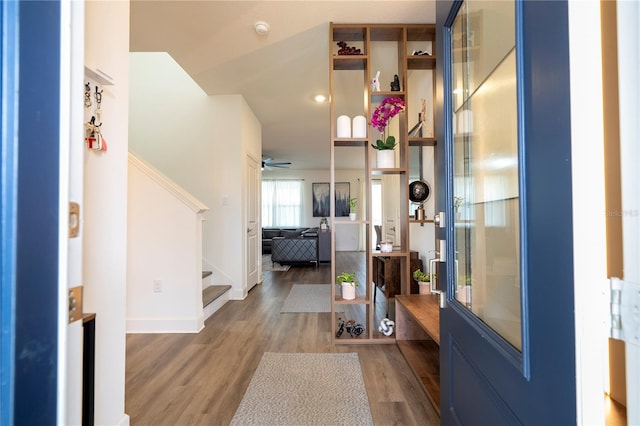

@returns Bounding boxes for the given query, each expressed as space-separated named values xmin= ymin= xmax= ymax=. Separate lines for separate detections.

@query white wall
xmin=129 ymin=53 xmax=262 ymax=299
xmin=127 ymin=155 xmax=208 ymax=333
xmin=83 ymin=1 xmax=129 ymax=425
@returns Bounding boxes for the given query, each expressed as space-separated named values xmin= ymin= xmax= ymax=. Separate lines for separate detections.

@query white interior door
xmin=246 ymin=155 xmax=260 ymax=290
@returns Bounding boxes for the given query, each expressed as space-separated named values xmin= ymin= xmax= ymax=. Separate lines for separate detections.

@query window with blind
xmin=261 ymin=179 xmax=303 ymax=227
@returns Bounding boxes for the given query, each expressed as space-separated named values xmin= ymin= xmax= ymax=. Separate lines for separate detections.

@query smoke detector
xmin=254 ymin=21 xmax=270 ymax=35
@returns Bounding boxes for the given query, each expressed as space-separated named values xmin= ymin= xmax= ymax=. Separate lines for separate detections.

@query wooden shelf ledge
xmin=395 ymin=294 xmax=441 ymax=414
xmin=395 ymin=294 xmax=440 ymax=343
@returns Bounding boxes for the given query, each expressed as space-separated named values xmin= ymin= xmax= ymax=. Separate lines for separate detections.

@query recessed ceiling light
xmin=254 ymin=21 xmax=270 ymax=35
xmin=314 ymin=94 xmax=327 ymax=103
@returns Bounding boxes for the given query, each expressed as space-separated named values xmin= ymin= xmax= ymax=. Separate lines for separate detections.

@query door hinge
xmin=609 ymin=277 xmax=640 ymax=347
xmin=68 ymin=285 xmax=83 ymax=324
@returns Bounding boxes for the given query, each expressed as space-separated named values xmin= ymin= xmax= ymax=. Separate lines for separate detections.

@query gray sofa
xmin=262 ymin=227 xmax=308 ymax=254
xmin=269 ymin=228 xmax=319 ymax=265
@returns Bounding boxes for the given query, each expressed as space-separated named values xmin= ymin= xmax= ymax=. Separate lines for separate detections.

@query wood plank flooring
xmin=125 ymin=255 xmax=439 ymax=425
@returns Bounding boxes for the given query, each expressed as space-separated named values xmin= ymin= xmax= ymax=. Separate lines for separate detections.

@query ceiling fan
xmin=262 ymin=156 xmax=291 ymax=170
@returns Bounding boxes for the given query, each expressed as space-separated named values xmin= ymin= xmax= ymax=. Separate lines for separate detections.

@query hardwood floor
xmin=125 ymin=256 xmax=440 ymax=425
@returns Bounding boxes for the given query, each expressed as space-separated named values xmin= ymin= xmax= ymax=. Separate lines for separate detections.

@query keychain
xmin=84 ymin=85 xmax=108 ymax=151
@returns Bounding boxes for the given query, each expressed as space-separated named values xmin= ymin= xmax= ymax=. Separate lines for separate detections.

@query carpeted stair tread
xmin=203 ymin=285 xmax=231 ymax=307
xmin=202 ymin=270 xmax=213 ymax=279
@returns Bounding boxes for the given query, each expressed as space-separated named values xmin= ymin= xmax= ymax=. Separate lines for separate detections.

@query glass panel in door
xmin=451 ymin=0 xmax=521 ymax=350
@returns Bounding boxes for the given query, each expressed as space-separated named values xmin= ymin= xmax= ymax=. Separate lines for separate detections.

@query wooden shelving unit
xmin=329 ymin=23 xmax=436 ymax=344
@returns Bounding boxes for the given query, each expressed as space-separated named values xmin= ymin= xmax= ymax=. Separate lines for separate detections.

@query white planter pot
xmin=376 ymin=150 xmax=395 ymax=168
xmin=456 ymin=285 xmax=472 ymax=305
xmin=418 ymin=281 xmax=431 ymax=295
xmin=341 ymin=283 xmax=356 ymax=300
xmin=349 ymin=213 xmax=356 ymax=221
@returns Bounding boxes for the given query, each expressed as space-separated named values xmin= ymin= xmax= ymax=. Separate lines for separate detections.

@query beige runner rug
xmin=231 ymin=352 xmax=373 ymax=426
xmin=280 ymin=284 xmax=337 ymax=313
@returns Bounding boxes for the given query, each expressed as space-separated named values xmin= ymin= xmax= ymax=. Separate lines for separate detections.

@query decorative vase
xmin=349 ymin=213 xmax=356 ymax=221
xmin=376 ymin=150 xmax=395 ymax=168
xmin=337 ymin=115 xmax=351 ymax=138
xmin=352 ymin=116 xmax=367 ymax=138
xmin=341 ymin=283 xmax=356 ymax=300
xmin=418 ymin=281 xmax=430 ymax=295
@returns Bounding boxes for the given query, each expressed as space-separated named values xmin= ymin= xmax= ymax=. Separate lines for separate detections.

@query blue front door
xmin=436 ymin=1 xmax=576 ymax=423
xmin=1 ymin=1 xmax=62 ymax=423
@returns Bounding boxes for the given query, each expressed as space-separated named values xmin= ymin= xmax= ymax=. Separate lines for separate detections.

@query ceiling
xmin=130 ymin=1 xmax=436 ymax=170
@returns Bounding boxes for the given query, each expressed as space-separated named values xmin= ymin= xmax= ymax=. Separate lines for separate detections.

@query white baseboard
xmin=230 ymin=288 xmax=247 ymax=300
xmin=126 ymin=317 xmax=202 ymax=333
xmin=116 ymin=414 xmax=131 ymax=426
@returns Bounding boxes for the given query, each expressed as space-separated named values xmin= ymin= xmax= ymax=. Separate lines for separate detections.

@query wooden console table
xmin=372 ymin=255 xmax=423 ymax=315
xmin=395 ymin=294 xmax=440 ymax=414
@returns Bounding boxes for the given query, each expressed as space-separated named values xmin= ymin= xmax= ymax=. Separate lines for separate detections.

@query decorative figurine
xmin=336 ymin=318 xmax=365 ymax=338
xmin=390 ymin=74 xmax=400 ymax=91
xmin=371 ymin=70 xmax=381 ymax=92
xmin=336 ymin=41 xmax=362 ymax=55
xmin=378 ymin=318 xmax=395 ymax=336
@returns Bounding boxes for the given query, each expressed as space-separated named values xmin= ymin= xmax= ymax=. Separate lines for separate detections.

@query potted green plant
xmin=336 ymin=272 xmax=358 ymax=300
xmin=371 ymin=97 xmax=405 ymax=168
xmin=348 ymin=198 xmax=357 ymax=221
xmin=413 ymin=269 xmax=433 ymax=295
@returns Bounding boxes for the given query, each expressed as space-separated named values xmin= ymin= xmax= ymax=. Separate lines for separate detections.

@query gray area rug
xmin=281 ymin=284 xmax=339 ymax=313
xmin=263 ymin=254 xmax=291 ymax=272
xmin=230 ymin=352 xmax=374 ymax=426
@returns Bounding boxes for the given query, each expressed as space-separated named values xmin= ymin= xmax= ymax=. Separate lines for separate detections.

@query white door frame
xmin=569 ymin=1 xmax=639 ymax=424
xmin=57 ymin=1 xmax=85 ymax=423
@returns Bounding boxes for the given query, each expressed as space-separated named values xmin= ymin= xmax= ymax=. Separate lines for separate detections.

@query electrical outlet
xmin=153 ymin=280 xmax=162 ymax=293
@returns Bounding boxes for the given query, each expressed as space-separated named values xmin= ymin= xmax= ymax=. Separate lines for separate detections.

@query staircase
xmin=202 ymin=271 xmax=231 ymax=321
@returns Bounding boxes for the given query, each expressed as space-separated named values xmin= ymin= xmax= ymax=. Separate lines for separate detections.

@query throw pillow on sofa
xmin=263 ymin=229 xmax=282 ymax=239
xmin=281 ymin=230 xmax=303 ymax=238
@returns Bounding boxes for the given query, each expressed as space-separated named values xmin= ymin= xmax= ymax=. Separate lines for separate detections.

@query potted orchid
xmin=371 ymin=96 xmax=406 ymax=168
